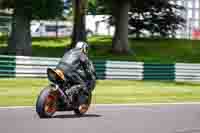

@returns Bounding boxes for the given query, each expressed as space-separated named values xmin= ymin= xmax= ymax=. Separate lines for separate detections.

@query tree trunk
xmin=8 ymin=7 xmax=32 ymax=56
xmin=71 ymin=0 xmax=87 ymax=48
xmin=112 ymin=1 xmax=131 ymax=54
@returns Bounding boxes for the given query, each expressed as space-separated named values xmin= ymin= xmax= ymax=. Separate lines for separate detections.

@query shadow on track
xmin=53 ymin=114 xmax=102 ymax=119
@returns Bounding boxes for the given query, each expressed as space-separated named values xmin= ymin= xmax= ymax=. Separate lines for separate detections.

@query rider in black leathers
xmin=55 ymin=41 xmax=95 ymax=96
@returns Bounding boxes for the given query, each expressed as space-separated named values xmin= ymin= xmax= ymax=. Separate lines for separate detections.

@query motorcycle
xmin=36 ymin=61 xmax=96 ymax=118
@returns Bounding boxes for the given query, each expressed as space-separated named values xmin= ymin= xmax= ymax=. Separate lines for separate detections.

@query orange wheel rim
xmin=79 ymin=104 xmax=89 ymax=113
xmin=44 ymin=95 xmax=56 ymax=113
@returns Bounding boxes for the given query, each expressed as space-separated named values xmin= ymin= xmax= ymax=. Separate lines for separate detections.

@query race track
xmin=1 ymin=104 xmax=200 ymax=133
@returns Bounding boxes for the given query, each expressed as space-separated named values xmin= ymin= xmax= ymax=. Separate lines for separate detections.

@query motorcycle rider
xmin=53 ymin=41 xmax=95 ymax=97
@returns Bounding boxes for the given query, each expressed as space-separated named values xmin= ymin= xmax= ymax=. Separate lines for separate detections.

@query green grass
xmin=0 ymin=36 xmax=200 ymax=63
xmin=0 ymin=78 xmax=200 ymax=106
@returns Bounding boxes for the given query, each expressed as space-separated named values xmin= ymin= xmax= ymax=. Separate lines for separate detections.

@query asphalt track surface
xmin=1 ymin=104 xmax=200 ymax=133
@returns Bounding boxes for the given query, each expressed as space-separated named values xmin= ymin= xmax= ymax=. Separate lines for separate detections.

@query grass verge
xmin=0 ymin=78 xmax=200 ymax=106
xmin=0 ymin=36 xmax=200 ymax=63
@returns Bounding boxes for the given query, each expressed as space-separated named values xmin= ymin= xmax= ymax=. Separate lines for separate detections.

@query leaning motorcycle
xmin=36 ymin=61 xmax=96 ymax=118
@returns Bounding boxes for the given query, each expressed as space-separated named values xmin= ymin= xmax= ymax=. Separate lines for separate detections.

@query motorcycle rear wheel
xmin=36 ymin=86 xmax=57 ymax=118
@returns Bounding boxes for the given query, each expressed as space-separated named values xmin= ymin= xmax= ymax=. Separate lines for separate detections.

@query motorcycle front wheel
xmin=74 ymin=92 xmax=92 ymax=116
xmin=36 ymin=86 xmax=57 ymax=118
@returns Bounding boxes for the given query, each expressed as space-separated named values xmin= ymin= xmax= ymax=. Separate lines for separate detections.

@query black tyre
xmin=74 ymin=92 xmax=92 ymax=116
xmin=36 ymin=86 xmax=57 ymax=118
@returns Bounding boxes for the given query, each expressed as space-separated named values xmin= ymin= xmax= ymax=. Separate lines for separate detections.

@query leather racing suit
xmin=55 ymin=48 xmax=94 ymax=96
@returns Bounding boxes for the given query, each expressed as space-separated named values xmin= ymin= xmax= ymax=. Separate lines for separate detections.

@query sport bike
xmin=36 ymin=61 xmax=96 ymax=118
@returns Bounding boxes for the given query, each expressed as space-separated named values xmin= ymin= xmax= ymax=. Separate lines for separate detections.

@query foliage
xmin=88 ymin=0 xmax=185 ymax=38
xmin=88 ymin=0 xmax=112 ymax=15
xmin=0 ymin=0 xmax=64 ymax=19
xmin=129 ymin=0 xmax=186 ymax=38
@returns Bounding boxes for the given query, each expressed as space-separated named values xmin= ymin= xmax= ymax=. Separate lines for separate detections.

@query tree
xmin=0 ymin=0 xmax=63 ymax=55
xmin=129 ymin=0 xmax=185 ymax=38
xmin=92 ymin=0 xmax=132 ymax=54
xmin=71 ymin=0 xmax=100 ymax=48
xmin=112 ymin=0 xmax=131 ymax=54
xmin=71 ymin=0 xmax=88 ymax=48
xmin=90 ymin=0 xmax=185 ymax=54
